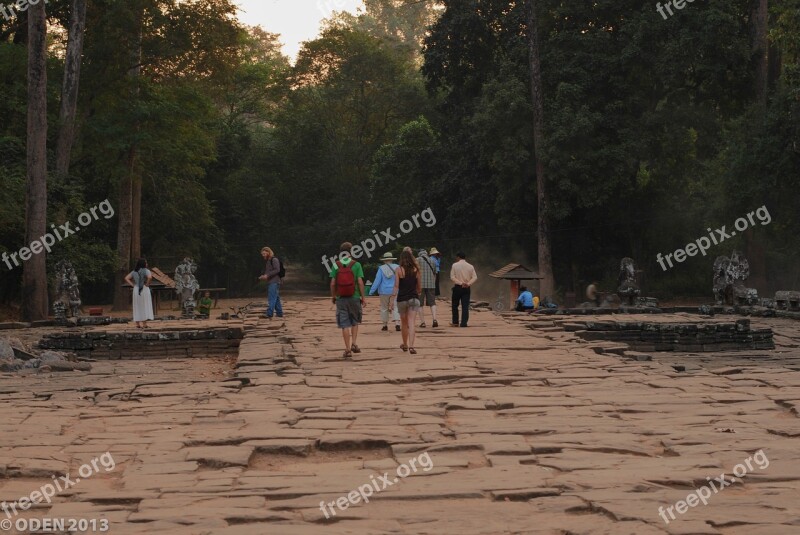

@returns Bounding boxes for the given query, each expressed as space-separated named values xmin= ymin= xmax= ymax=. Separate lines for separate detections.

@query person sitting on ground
xmin=515 ymin=286 xmax=535 ymax=312
xmin=586 ymin=282 xmax=601 ymax=307
xmin=197 ymin=291 xmax=213 ymax=317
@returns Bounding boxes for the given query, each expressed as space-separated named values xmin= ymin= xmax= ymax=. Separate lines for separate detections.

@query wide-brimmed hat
xmin=429 ymin=247 xmax=441 ymax=255
xmin=380 ymin=252 xmax=397 ymax=261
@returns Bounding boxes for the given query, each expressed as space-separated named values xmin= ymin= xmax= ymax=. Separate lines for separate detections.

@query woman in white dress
xmin=124 ymin=258 xmax=154 ymax=328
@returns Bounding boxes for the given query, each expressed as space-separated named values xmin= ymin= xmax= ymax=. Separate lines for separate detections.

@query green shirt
xmin=329 ymin=257 xmax=364 ymax=298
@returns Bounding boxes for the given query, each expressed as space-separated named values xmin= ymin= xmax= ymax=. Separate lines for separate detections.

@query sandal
xmin=400 ymin=344 xmax=408 ymax=352
xmin=409 ymin=348 xmax=417 ymax=354
xmin=343 ymin=350 xmax=352 ymax=359
xmin=351 ymin=344 xmax=361 ymax=354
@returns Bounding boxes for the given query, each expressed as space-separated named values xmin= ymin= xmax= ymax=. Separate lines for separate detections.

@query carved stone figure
xmin=174 ymin=258 xmax=201 ymax=317
xmin=713 ymin=251 xmax=758 ymax=306
xmin=712 ymin=256 xmax=730 ymax=305
xmin=53 ymin=260 xmax=81 ymax=320
xmin=617 ymin=257 xmax=641 ymax=306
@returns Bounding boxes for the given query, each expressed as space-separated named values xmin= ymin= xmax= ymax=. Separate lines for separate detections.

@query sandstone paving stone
xmin=244 ymin=438 xmax=314 ymax=456
xmin=1 ymin=302 xmax=799 ymax=533
xmin=722 ymin=526 xmax=800 ymax=535
xmin=293 ymin=418 xmax=353 ymax=430
xmin=184 ymin=446 xmax=254 ymax=467
xmin=126 ymin=461 xmax=199 ymax=475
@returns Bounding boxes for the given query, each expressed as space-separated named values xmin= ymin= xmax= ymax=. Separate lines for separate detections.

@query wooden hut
xmin=489 ymin=263 xmax=543 ymax=309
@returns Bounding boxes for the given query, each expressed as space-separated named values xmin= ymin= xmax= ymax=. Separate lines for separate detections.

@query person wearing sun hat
xmin=368 ymin=251 xmax=401 ymax=331
xmin=429 ymin=247 xmax=442 ymax=296
xmin=417 ymin=248 xmax=439 ymax=328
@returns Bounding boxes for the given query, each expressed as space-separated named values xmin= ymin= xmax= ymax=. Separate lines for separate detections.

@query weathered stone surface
xmin=0 ymin=301 xmax=797 ymax=533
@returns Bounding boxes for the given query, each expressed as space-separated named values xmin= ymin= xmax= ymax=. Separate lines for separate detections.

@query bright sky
xmin=234 ymin=0 xmax=365 ymax=61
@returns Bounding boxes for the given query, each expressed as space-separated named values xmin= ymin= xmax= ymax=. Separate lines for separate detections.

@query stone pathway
xmin=0 ymin=299 xmax=798 ymax=534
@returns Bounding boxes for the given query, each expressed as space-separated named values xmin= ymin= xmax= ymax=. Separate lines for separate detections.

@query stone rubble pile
xmin=0 ymin=338 xmax=91 ymax=372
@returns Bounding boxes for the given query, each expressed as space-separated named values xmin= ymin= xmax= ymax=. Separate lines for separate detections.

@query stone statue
xmin=712 ymin=255 xmax=730 ymax=305
xmin=174 ymin=257 xmax=200 ymax=317
xmin=713 ymin=251 xmax=758 ymax=306
xmin=53 ymin=260 xmax=81 ymax=320
xmin=617 ymin=257 xmax=641 ymax=306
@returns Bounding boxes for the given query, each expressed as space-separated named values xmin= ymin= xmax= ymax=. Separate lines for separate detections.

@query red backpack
xmin=335 ymin=260 xmax=356 ymax=297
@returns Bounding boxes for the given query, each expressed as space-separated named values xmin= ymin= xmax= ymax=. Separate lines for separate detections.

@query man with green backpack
xmin=329 ymin=242 xmax=366 ymax=359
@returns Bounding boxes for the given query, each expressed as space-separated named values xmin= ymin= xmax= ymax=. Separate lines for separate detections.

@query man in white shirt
xmin=450 ymin=252 xmax=478 ymax=327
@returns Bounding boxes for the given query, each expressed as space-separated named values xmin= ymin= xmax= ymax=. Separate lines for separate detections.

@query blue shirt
xmin=517 ymin=291 xmax=534 ymax=307
xmin=369 ymin=263 xmax=399 ymax=295
xmin=432 ymin=256 xmax=441 ymax=273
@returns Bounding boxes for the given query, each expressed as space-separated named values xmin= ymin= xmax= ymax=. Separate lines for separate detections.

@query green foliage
xmin=1 ymin=0 xmax=798 ymax=307
xmin=421 ymin=0 xmax=798 ymax=294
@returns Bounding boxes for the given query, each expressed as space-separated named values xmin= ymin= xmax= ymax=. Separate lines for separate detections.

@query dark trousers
xmin=452 ymin=286 xmax=471 ymax=326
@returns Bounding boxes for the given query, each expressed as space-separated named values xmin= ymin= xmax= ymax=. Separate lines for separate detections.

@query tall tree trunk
xmin=55 ymin=0 xmax=87 ymax=180
xmin=22 ymin=0 xmax=49 ymax=322
xmin=750 ymin=0 xmax=769 ymax=108
xmin=746 ymin=0 xmax=769 ymax=290
xmin=131 ymin=174 xmax=141 ymax=260
xmin=130 ymin=17 xmax=143 ymax=262
xmin=112 ymin=154 xmax=133 ymax=311
xmin=112 ymin=12 xmax=142 ymax=311
xmin=527 ymin=0 xmax=555 ymax=299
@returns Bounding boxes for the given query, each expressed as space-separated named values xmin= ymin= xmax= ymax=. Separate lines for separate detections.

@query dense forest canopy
xmin=0 ymin=0 xmax=798 ymax=316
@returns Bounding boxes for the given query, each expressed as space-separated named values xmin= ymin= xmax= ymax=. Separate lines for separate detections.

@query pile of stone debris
xmin=0 ymin=338 xmax=91 ymax=373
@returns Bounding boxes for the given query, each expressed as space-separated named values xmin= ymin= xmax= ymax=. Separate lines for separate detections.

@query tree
xmin=328 ymin=0 xmax=440 ymax=58
xmin=22 ymin=0 xmax=48 ymax=321
xmin=112 ymin=2 xmax=141 ymax=311
xmin=55 ymin=0 xmax=87 ymax=180
xmin=107 ymin=0 xmax=242 ymax=309
xmin=526 ymin=0 xmax=554 ymax=298
xmin=750 ymin=0 xmax=769 ymax=107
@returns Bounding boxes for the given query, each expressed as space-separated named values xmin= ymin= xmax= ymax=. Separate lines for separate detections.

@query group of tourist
xmin=368 ymin=248 xmax=441 ymax=331
xmin=327 ymin=242 xmax=477 ymax=359
xmin=122 ymin=244 xmax=479 ymax=352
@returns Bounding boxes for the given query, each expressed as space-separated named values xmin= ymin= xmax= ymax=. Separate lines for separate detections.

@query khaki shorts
xmin=397 ymin=298 xmax=421 ymax=314
xmin=420 ymin=289 xmax=436 ymax=306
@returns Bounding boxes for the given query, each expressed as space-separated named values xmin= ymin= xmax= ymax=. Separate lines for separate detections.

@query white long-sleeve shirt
xmin=450 ymin=260 xmax=478 ymax=287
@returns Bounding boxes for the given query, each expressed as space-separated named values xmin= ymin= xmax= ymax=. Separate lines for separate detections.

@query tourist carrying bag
xmin=335 ymin=261 xmax=356 ymax=297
